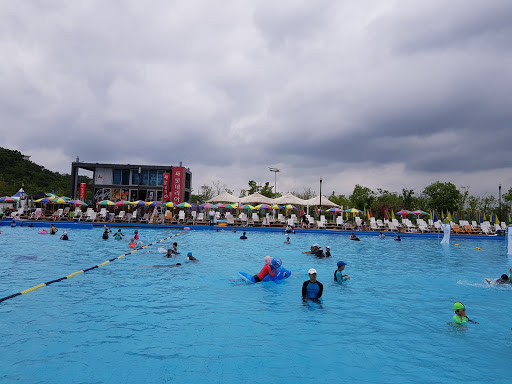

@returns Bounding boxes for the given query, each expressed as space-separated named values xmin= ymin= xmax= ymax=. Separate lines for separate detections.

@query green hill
xmin=0 ymin=147 xmax=90 ymax=197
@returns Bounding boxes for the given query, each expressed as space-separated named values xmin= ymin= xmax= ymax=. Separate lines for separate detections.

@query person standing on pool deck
xmin=302 ymin=269 xmax=323 ymax=302
xmin=209 ymin=210 xmax=215 ymax=225
xmin=240 ymin=232 xmax=247 ymax=240
xmin=453 ymin=302 xmax=479 ymax=325
xmin=334 ymin=261 xmax=350 ymax=282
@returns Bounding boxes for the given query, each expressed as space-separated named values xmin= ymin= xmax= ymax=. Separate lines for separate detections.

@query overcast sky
xmin=1 ymin=0 xmax=511 ymax=198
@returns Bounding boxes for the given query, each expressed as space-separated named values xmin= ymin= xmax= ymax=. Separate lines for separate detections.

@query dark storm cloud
xmin=1 ymin=1 xmax=511 ymax=196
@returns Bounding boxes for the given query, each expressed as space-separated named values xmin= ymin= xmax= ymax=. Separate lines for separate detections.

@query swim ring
xmin=38 ymin=230 xmax=48 ymax=235
xmin=184 ymin=227 xmax=191 ymax=231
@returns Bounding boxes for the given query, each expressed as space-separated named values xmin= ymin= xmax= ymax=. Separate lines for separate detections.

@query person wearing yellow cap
xmin=453 ymin=302 xmax=479 ymax=325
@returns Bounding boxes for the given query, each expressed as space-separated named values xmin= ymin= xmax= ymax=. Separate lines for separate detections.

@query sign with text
xmin=163 ymin=173 xmax=170 ymax=201
xmin=79 ymin=183 xmax=87 ymax=200
xmin=171 ymin=167 xmax=184 ymax=204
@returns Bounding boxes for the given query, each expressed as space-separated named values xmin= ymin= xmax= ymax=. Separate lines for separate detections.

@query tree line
xmin=0 ymin=147 xmax=91 ymax=197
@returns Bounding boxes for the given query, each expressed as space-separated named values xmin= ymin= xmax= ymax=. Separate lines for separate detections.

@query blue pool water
xmin=1 ymin=226 xmax=511 ymax=383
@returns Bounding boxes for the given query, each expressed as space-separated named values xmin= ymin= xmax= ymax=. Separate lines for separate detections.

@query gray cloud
xmin=1 ymin=0 xmax=511 ymax=198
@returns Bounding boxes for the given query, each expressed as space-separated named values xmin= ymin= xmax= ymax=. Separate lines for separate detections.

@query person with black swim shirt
xmin=302 ymin=268 xmax=323 ymax=302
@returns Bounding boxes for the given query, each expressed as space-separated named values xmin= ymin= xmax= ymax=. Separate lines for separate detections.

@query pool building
xmin=70 ymin=161 xmax=192 ymax=203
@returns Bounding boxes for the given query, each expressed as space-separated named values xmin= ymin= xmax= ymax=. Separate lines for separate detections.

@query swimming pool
xmin=1 ymin=226 xmax=510 ymax=383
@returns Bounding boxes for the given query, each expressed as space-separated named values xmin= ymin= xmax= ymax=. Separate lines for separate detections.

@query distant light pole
xmin=269 ymin=167 xmax=280 ymax=195
xmin=320 ymin=176 xmax=323 ymax=208
xmin=499 ymin=183 xmax=502 ymax=221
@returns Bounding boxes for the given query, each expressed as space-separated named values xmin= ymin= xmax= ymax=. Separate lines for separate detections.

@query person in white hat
xmin=60 ymin=230 xmax=69 ymax=241
xmin=302 ymin=268 xmax=323 ymax=302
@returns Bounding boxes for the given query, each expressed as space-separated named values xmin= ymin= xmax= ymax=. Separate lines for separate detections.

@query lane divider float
xmin=0 ymin=231 xmax=187 ymax=303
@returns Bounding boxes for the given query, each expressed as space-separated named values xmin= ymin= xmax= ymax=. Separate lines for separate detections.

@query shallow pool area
xmin=1 ymin=226 xmax=511 ymax=383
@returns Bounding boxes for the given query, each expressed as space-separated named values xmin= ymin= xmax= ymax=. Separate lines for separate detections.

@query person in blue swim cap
xmin=334 ymin=261 xmax=350 ymax=282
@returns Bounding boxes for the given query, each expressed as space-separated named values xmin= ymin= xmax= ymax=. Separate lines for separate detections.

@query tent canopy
xmin=239 ymin=192 xmax=273 ymax=205
xmin=303 ymin=195 xmax=339 ymax=207
xmin=207 ymin=191 xmax=238 ymax=203
xmin=272 ymin=192 xmax=307 ymax=206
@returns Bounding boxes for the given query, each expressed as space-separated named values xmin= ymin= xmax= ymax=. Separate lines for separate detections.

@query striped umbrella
xmin=0 ymin=196 xmax=16 ymax=202
xmin=97 ymin=200 xmax=115 ymax=206
xmin=69 ymin=200 xmax=88 ymax=206
xmin=177 ymin=202 xmax=192 ymax=208
xmin=255 ymin=204 xmax=272 ymax=209
xmin=131 ymin=200 xmax=146 ymax=206
xmin=200 ymin=203 xmax=218 ymax=209
xmin=114 ymin=200 xmax=132 ymax=206
xmin=164 ymin=202 xmax=175 ymax=208
xmin=50 ymin=197 xmax=69 ymax=204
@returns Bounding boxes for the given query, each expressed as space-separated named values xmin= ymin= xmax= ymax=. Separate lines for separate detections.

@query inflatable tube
xmin=38 ymin=230 xmax=48 ymax=235
xmin=238 ymin=266 xmax=292 ymax=284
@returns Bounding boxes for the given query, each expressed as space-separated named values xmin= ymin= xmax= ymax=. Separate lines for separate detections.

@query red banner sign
xmin=171 ymin=167 xmax=184 ymax=204
xmin=163 ymin=173 xmax=170 ymax=201
xmin=79 ymin=183 xmax=87 ymax=200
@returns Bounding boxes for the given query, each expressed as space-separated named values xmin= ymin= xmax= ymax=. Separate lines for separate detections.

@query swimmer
xmin=379 ymin=232 xmax=385 ymax=239
xmin=20 ymin=221 xmax=25 ymax=227
xmin=302 ymin=244 xmax=324 ymax=257
xmin=349 ymin=233 xmax=360 ymax=241
xmin=284 ymin=237 xmax=290 ymax=244
xmin=50 ymin=224 xmax=58 ymax=234
xmin=102 ymin=228 xmax=109 ymax=240
xmin=28 ymin=223 xmax=33 ymax=227
xmin=133 ymin=230 xmax=139 ymax=240
xmin=302 ymin=268 xmax=323 ymax=302
xmin=453 ymin=302 xmax=479 ymax=325
xmin=285 ymin=224 xmax=295 ymax=234
xmin=240 ymin=232 xmax=247 ymax=240
xmin=394 ymin=235 xmax=401 ymax=241
xmin=60 ymin=231 xmax=69 ymax=240
xmin=232 ymin=227 xmax=237 ymax=233
xmin=325 ymin=246 xmax=331 ymax=257
xmin=164 ymin=242 xmax=180 ymax=257
xmin=113 ymin=229 xmax=125 ymax=240
xmin=129 ymin=237 xmax=137 ymax=248
xmin=10 ymin=221 xmax=16 ymax=227
xmin=252 ymin=256 xmax=279 ymax=283
xmin=485 ymin=273 xmax=511 ymax=285
xmin=187 ymin=252 xmax=198 ymax=262
xmin=334 ymin=261 xmax=350 ymax=282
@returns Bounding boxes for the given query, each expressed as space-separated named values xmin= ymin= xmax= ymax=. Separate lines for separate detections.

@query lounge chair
xmin=226 ymin=215 xmax=235 ymax=226
xmin=336 ymin=216 xmax=344 ymax=227
xmin=452 ymin=224 xmax=462 ymax=234
xmin=178 ymin=211 xmax=185 ymax=223
xmin=115 ymin=211 xmax=125 ymax=222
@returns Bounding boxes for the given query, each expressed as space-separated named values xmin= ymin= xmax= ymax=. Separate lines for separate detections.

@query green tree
xmin=372 ymin=189 xmax=402 ymax=218
xmin=422 ymin=181 xmax=461 ymax=212
xmin=349 ymin=185 xmax=375 ymax=210
xmin=400 ymin=188 xmax=415 ymax=210
xmin=502 ymin=187 xmax=512 ymax=214
xmin=191 ymin=185 xmax=214 ymax=204
xmin=259 ymin=182 xmax=274 ymax=198
xmin=329 ymin=191 xmax=350 ymax=208
xmin=247 ymin=180 xmax=260 ymax=195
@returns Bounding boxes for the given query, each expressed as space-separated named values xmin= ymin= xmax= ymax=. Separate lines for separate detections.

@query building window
xmin=113 ymin=169 xmax=121 ymax=185
xmin=149 ymin=170 xmax=157 ymax=186
xmin=157 ymin=171 xmax=164 ymax=186
xmin=122 ymin=169 xmax=130 ymax=185
xmin=132 ymin=170 xmax=139 ymax=185
xmin=141 ymin=170 xmax=149 ymax=186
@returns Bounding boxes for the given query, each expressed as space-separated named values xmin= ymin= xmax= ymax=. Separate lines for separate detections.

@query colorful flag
xmin=369 ymin=209 xmax=373 ymax=218
xmin=442 ymin=210 xmax=445 ymax=220
xmin=391 ymin=211 xmax=395 ymax=220
xmin=495 ymin=214 xmax=499 ymax=224
xmin=447 ymin=212 xmax=452 ymax=221
xmin=384 ymin=211 xmax=389 ymax=221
